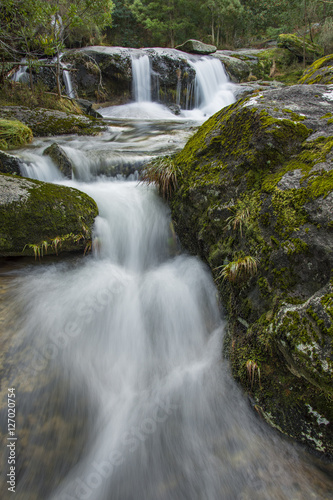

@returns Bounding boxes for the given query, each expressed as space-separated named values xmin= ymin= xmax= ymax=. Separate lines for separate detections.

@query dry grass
xmin=0 ymin=118 xmax=33 ymax=150
xmin=141 ymin=156 xmax=179 ymax=200
xmin=215 ymin=255 xmax=258 ymax=283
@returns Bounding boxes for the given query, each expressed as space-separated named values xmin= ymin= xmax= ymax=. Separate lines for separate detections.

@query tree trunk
xmin=211 ymin=14 xmax=215 ymax=44
xmin=56 ymin=49 xmax=62 ymax=98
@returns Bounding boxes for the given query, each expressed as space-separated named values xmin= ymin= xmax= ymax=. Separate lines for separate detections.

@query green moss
xmin=299 ymin=54 xmax=333 ymax=84
xmin=0 ymin=175 xmax=98 ymax=257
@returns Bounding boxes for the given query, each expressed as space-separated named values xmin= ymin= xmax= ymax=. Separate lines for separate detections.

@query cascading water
xmin=102 ymin=54 xmax=234 ymax=122
xmin=1 ymin=73 xmax=333 ymax=500
xmin=187 ymin=56 xmax=235 ymax=117
xmin=132 ymin=55 xmax=152 ymax=102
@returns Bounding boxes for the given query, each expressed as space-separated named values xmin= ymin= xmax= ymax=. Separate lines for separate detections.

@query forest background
xmin=1 ymin=0 xmax=333 ymax=64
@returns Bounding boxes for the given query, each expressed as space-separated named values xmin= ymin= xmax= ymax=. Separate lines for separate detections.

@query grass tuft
xmin=0 ymin=118 xmax=33 ymax=150
xmin=216 ymin=255 xmax=258 ymax=283
xmin=141 ymin=156 xmax=179 ymax=200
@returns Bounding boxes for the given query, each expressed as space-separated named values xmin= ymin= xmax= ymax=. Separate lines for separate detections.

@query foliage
xmin=0 ymin=118 xmax=33 ymax=150
xmin=318 ymin=17 xmax=333 ymax=55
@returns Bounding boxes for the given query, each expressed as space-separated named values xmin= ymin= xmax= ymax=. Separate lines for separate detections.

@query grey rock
xmin=43 ymin=143 xmax=73 ymax=178
xmin=176 ymin=39 xmax=217 ymax=55
xmin=0 ymin=151 xmax=24 ymax=176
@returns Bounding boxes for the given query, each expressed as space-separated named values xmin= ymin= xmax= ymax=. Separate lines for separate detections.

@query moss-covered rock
xmin=170 ymin=84 xmax=333 ymax=458
xmin=277 ymin=34 xmax=323 ymax=63
xmin=299 ymin=54 xmax=333 ymax=84
xmin=0 ymin=106 xmax=106 ymax=137
xmin=0 ymin=174 xmax=98 ymax=257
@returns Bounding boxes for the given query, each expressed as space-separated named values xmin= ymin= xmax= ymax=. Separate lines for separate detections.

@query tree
xmin=129 ymin=0 xmax=197 ymax=47
xmin=39 ymin=0 xmax=114 ymax=96
xmin=0 ymin=0 xmax=114 ymax=96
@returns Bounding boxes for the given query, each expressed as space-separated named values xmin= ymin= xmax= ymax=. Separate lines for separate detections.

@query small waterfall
xmin=61 ymin=64 xmax=75 ymax=99
xmin=187 ymin=57 xmax=235 ymax=116
xmin=132 ymin=55 xmax=152 ymax=102
xmin=11 ymin=56 xmax=75 ymax=99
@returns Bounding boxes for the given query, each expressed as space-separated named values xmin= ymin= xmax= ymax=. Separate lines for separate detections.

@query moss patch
xmin=0 ymin=174 xmax=98 ymax=257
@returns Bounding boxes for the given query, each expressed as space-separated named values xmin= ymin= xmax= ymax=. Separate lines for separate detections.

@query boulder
xmin=277 ymin=33 xmax=323 ymax=63
xmin=170 ymin=84 xmax=333 ymax=457
xmin=0 ymin=174 xmax=98 ymax=257
xmin=0 ymin=151 xmax=24 ymax=176
xmin=43 ymin=143 xmax=73 ymax=179
xmin=212 ymin=52 xmax=250 ymax=82
xmin=0 ymin=106 xmax=105 ymax=137
xmin=75 ymin=98 xmax=103 ymax=118
xmin=175 ymin=39 xmax=217 ymax=55
xmin=299 ymin=54 xmax=333 ymax=84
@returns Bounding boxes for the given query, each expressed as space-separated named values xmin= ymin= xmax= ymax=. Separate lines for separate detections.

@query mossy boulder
xmin=214 ymin=47 xmax=299 ymax=83
xmin=277 ymin=33 xmax=323 ymax=63
xmin=299 ymin=54 xmax=333 ymax=84
xmin=0 ymin=106 xmax=105 ymax=137
xmin=213 ymin=52 xmax=250 ymax=82
xmin=0 ymin=174 xmax=98 ymax=257
xmin=176 ymin=39 xmax=217 ymax=55
xmin=170 ymin=84 xmax=333 ymax=457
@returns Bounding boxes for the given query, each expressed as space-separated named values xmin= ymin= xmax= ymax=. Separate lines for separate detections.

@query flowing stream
xmin=1 ymin=58 xmax=333 ymax=500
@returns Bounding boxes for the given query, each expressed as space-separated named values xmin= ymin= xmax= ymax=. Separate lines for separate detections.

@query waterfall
xmin=4 ymin=120 xmax=333 ymax=500
xmin=132 ymin=55 xmax=152 ymax=102
xmin=61 ymin=64 xmax=75 ymax=99
xmin=11 ymin=56 xmax=75 ymax=99
xmin=188 ymin=57 xmax=234 ymax=116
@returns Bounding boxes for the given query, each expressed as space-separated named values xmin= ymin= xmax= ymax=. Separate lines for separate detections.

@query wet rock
xmin=0 ymin=151 xmax=23 ymax=176
xmin=75 ymin=98 xmax=103 ymax=118
xmin=43 ymin=143 xmax=73 ymax=179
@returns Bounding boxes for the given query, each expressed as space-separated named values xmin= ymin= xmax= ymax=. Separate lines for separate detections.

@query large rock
xmin=0 ymin=106 xmax=105 ymax=137
xmin=175 ymin=39 xmax=217 ymax=55
xmin=278 ymin=33 xmax=323 ymax=63
xmin=0 ymin=151 xmax=24 ymax=176
xmin=0 ymin=174 xmax=98 ymax=257
xmin=213 ymin=47 xmax=298 ymax=83
xmin=299 ymin=54 xmax=333 ymax=84
xmin=63 ymin=46 xmax=198 ymax=109
xmin=212 ymin=52 xmax=250 ymax=82
xmin=170 ymin=84 xmax=333 ymax=457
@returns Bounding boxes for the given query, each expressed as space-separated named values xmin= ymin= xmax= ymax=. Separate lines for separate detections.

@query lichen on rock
xmin=170 ymin=84 xmax=333 ymax=458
